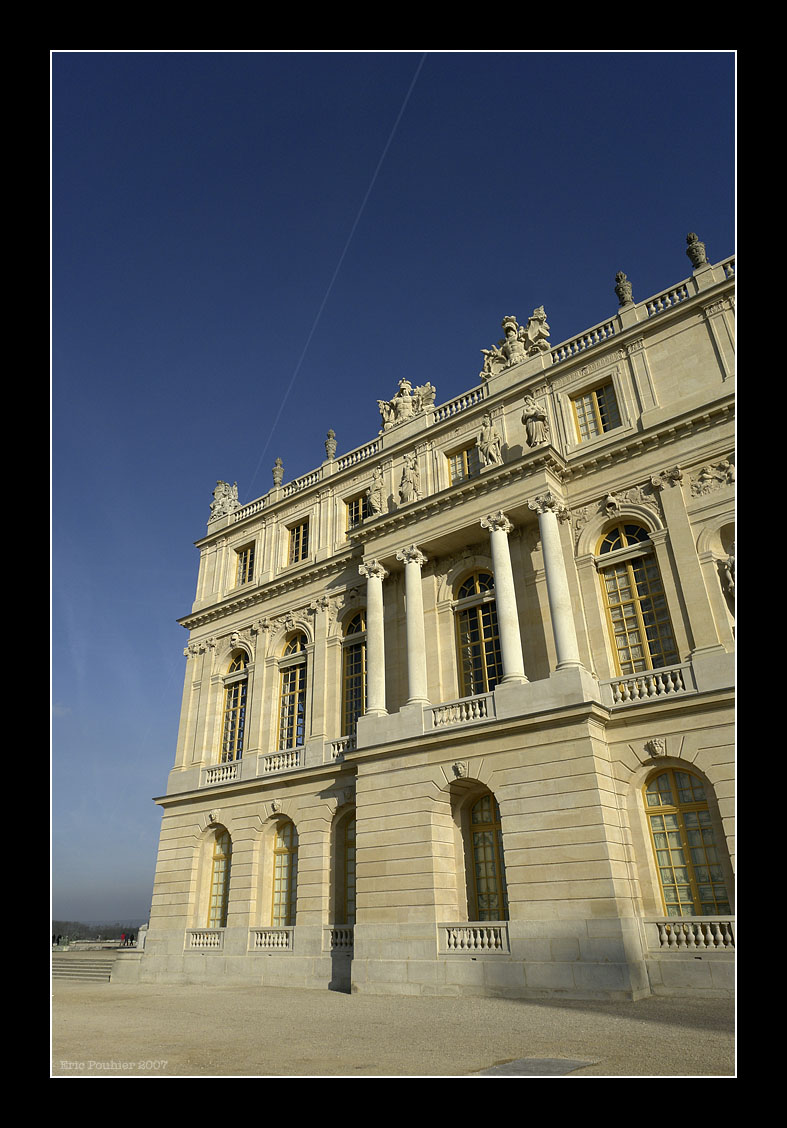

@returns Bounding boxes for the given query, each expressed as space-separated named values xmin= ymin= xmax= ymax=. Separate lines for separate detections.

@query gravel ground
xmin=51 ymin=980 xmax=735 ymax=1077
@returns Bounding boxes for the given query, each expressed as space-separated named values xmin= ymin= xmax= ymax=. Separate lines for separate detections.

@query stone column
xmin=359 ymin=560 xmax=388 ymax=716
xmin=528 ymin=491 xmax=583 ymax=670
xmin=479 ymin=512 xmax=528 ymax=684
xmin=395 ymin=545 xmax=430 ymax=705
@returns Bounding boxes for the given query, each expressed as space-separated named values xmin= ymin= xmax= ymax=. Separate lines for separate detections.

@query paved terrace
xmin=52 ymin=979 xmax=735 ymax=1077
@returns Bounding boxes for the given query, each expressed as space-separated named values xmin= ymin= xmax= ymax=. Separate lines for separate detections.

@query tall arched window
xmin=278 ymin=633 xmax=308 ymax=750
xmin=454 ymin=571 xmax=503 ymax=697
xmin=644 ymin=768 xmax=731 ymax=917
xmin=272 ymin=820 xmax=298 ymax=927
xmin=220 ymin=653 xmax=248 ymax=763
xmin=597 ymin=524 xmax=679 ymax=674
xmin=342 ymin=612 xmax=366 ymax=737
xmin=468 ymin=793 xmax=508 ymax=922
xmin=207 ymin=829 xmax=232 ymax=928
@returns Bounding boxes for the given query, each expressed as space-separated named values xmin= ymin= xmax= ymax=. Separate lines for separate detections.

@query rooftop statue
xmin=378 ymin=378 xmax=436 ymax=432
xmin=686 ymin=231 xmax=708 ymax=269
xmin=208 ymin=480 xmax=240 ymax=523
xmin=481 ymin=309 xmax=551 ymax=378
xmin=614 ymin=271 xmax=634 ymax=306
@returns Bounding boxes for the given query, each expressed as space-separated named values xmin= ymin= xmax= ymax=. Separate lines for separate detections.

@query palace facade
xmin=128 ymin=234 xmax=735 ymax=999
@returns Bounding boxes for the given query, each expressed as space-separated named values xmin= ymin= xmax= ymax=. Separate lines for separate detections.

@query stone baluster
xmin=395 ymin=545 xmax=430 ymax=705
xmin=480 ymin=512 xmax=528 ymax=684
xmin=359 ymin=560 xmax=389 ymax=717
xmin=528 ymin=491 xmax=583 ymax=670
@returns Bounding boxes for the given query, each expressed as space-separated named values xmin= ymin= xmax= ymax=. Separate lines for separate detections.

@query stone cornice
xmin=178 ymin=552 xmax=357 ymax=631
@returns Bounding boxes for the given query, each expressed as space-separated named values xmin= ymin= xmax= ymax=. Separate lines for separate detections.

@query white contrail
xmin=247 ymin=53 xmax=428 ymax=495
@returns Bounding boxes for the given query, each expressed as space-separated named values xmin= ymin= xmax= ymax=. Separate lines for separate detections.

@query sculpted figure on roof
xmin=378 ymin=378 xmax=437 ymax=432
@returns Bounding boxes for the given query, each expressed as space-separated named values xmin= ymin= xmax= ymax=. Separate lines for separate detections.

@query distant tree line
xmin=52 ymin=920 xmax=145 ymax=940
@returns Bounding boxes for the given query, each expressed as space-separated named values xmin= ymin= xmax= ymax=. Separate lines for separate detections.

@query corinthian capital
xmin=528 ymin=491 xmax=568 ymax=519
xmin=480 ymin=511 xmax=513 ymax=535
xmin=396 ymin=544 xmax=427 ymax=567
xmin=359 ymin=559 xmax=389 ymax=582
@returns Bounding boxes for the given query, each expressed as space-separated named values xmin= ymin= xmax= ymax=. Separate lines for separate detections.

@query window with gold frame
xmin=454 ymin=571 xmax=503 ymax=697
xmin=467 ymin=793 xmax=508 ymax=922
xmin=346 ymin=493 xmax=370 ymax=533
xmin=447 ymin=444 xmax=481 ymax=484
xmin=288 ymin=520 xmax=309 ymax=565
xmin=571 ymin=380 xmax=622 ymax=442
xmin=278 ymin=633 xmax=307 ymax=750
xmin=643 ymin=768 xmax=731 ymax=917
xmin=597 ymin=524 xmax=679 ymax=675
xmin=220 ymin=653 xmax=247 ymax=762
xmin=235 ymin=543 xmax=255 ymax=586
xmin=207 ymin=829 xmax=232 ymax=929
xmin=341 ymin=612 xmax=366 ymax=736
xmin=272 ymin=820 xmax=298 ymax=927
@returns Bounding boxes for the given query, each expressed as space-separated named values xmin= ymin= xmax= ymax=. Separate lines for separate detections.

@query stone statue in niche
xmin=398 ymin=452 xmax=421 ymax=505
xmin=208 ymin=480 xmax=240 ymax=523
xmin=521 ymin=394 xmax=549 ymax=446
xmin=377 ymin=379 xmax=437 ymax=432
xmin=476 ymin=412 xmax=503 ymax=466
xmin=686 ymin=232 xmax=708 ymax=268
xmin=367 ymin=466 xmax=385 ymax=516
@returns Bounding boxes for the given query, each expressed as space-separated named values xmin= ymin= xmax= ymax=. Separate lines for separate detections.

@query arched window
xmin=278 ymin=633 xmax=308 ymax=750
xmin=272 ymin=821 xmax=298 ymax=927
xmin=468 ymin=793 xmax=508 ymax=922
xmin=454 ymin=571 xmax=503 ymax=697
xmin=207 ymin=829 xmax=232 ymax=928
xmin=220 ymin=652 xmax=248 ymax=763
xmin=643 ymin=768 xmax=731 ymax=917
xmin=597 ymin=524 xmax=679 ymax=674
xmin=342 ymin=612 xmax=366 ymax=737
xmin=334 ymin=813 xmax=356 ymax=926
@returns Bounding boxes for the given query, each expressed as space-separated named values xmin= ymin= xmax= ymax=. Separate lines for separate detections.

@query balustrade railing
xmin=260 ymin=749 xmax=302 ymax=774
xmin=643 ymin=917 xmax=735 ymax=952
xmin=432 ymin=385 xmax=487 ymax=424
xmin=185 ymin=929 xmax=225 ymax=950
xmin=439 ymin=922 xmax=510 ymax=954
xmin=644 ymin=280 xmax=692 ymax=319
xmin=203 ymin=762 xmax=240 ymax=786
xmin=431 ymin=692 xmax=495 ymax=729
xmin=324 ymin=926 xmax=354 ymax=952
xmin=335 ymin=439 xmax=381 ymax=472
xmin=249 ymin=928 xmax=294 ymax=951
xmin=550 ymin=317 xmax=618 ymax=364
xmin=328 ymin=735 xmax=356 ymax=761
xmin=599 ymin=662 xmax=695 ymax=707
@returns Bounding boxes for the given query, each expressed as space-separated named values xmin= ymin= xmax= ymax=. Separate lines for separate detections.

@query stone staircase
xmin=52 ymin=952 xmax=117 ymax=981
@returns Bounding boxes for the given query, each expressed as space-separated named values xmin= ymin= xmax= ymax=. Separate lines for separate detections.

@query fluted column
xmin=528 ymin=491 xmax=583 ymax=669
xmin=359 ymin=560 xmax=388 ymax=716
xmin=480 ymin=512 xmax=528 ymax=684
xmin=395 ymin=544 xmax=430 ymax=705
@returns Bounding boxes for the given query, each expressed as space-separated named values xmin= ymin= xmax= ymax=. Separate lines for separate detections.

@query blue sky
xmin=51 ymin=50 xmax=735 ymax=922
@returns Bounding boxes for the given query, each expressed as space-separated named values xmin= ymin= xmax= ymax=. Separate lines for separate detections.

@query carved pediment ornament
xmin=690 ymin=457 xmax=735 ymax=497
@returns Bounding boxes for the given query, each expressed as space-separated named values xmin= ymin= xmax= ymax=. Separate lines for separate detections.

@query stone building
xmin=134 ymin=235 xmax=735 ymax=999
